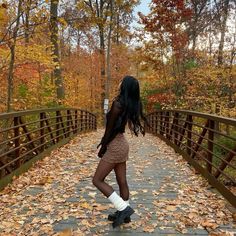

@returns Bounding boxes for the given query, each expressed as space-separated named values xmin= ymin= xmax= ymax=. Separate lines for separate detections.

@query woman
xmin=92 ymin=75 xmax=146 ymax=228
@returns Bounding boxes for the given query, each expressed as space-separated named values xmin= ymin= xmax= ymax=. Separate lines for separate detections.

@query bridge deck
xmin=0 ymin=130 xmax=235 ymax=235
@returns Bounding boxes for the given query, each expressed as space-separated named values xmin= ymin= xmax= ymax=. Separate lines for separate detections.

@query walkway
xmin=0 ymin=130 xmax=235 ymax=236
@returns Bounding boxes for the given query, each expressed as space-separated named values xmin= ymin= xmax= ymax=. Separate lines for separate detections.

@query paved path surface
xmin=0 ymin=130 xmax=235 ymax=236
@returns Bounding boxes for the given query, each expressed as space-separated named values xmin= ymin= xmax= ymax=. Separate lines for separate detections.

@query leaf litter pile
xmin=0 ymin=129 xmax=235 ymax=236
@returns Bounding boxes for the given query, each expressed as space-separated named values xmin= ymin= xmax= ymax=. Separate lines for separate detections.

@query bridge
xmin=0 ymin=108 xmax=235 ymax=235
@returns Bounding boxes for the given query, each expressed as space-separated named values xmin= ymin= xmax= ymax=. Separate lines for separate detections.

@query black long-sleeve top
xmin=97 ymin=99 xmax=127 ymax=157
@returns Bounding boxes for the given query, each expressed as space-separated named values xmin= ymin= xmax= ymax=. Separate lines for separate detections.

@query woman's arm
xmin=98 ymin=100 xmax=122 ymax=157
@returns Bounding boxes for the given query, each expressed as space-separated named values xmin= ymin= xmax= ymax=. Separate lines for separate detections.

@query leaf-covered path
xmin=0 ymin=130 xmax=235 ymax=236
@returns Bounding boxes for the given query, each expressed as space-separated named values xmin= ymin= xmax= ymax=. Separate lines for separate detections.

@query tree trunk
xmin=105 ymin=0 xmax=113 ymax=108
xmin=116 ymin=14 xmax=119 ymax=45
xmin=217 ymin=0 xmax=230 ymax=66
xmin=228 ymin=27 xmax=236 ymax=108
xmin=192 ymin=32 xmax=196 ymax=56
xmin=214 ymin=0 xmax=230 ymax=119
xmin=50 ymin=0 xmax=65 ymax=104
xmin=24 ymin=0 xmax=31 ymax=44
xmin=99 ymin=26 xmax=106 ymax=116
xmin=6 ymin=0 xmax=22 ymax=112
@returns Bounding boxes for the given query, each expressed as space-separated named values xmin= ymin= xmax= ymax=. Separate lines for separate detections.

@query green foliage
xmin=41 ymin=76 xmax=54 ymax=98
xmin=213 ymin=133 xmax=236 ymax=181
xmin=18 ymin=84 xmax=28 ymax=98
xmin=45 ymin=101 xmax=60 ymax=107
xmin=214 ymin=133 xmax=236 ymax=159
xmin=184 ymin=59 xmax=198 ymax=70
xmin=154 ymin=103 xmax=161 ymax=110
xmin=142 ymin=82 xmax=170 ymax=97
xmin=171 ymin=81 xmax=186 ymax=97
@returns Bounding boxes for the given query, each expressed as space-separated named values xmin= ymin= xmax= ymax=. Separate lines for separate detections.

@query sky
xmin=134 ymin=0 xmax=151 ymax=16
xmin=132 ymin=0 xmax=151 ymax=29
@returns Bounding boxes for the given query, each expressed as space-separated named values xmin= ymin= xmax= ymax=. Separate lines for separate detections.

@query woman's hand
xmin=98 ymin=145 xmax=107 ymax=158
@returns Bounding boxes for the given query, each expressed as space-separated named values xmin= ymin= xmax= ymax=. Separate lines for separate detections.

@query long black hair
xmin=116 ymin=75 xmax=147 ymax=136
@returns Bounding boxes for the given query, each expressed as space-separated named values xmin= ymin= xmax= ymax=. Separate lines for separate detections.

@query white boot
xmin=125 ymin=200 xmax=130 ymax=206
xmin=108 ymin=191 xmax=128 ymax=211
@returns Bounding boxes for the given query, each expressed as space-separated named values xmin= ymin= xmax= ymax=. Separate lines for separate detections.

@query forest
xmin=0 ymin=2 xmax=236 ymax=234
xmin=0 ymin=0 xmax=235 ymax=120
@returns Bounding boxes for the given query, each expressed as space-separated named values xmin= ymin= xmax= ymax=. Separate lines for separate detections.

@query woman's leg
xmin=93 ymin=160 xmax=133 ymax=228
xmin=92 ymin=159 xmax=116 ymax=197
xmin=114 ymin=161 xmax=129 ymax=201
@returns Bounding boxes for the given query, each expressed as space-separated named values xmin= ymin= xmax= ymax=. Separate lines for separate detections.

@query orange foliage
xmin=14 ymin=63 xmax=40 ymax=84
xmin=147 ymin=93 xmax=175 ymax=111
xmin=63 ymin=48 xmax=102 ymax=112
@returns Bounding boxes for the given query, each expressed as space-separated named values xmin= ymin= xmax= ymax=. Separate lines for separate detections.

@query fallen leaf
xmin=58 ymin=228 xmax=72 ymax=236
xmin=143 ymin=224 xmax=155 ymax=233
xmin=166 ymin=205 xmax=176 ymax=211
xmin=130 ymin=191 xmax=138 ymax=196
xmin=88 ymin=192 xmax=97 ymax=198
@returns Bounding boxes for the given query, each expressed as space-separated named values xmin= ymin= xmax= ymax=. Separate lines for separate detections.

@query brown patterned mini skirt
xmin=102 ymin=133 xmax=129 ymax=163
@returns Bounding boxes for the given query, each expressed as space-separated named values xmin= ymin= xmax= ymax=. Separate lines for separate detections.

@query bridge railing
xmin=0 ymin=108 xmax=97 ymax=189
xmin=146 ymin=110 xmax=236 ymax=207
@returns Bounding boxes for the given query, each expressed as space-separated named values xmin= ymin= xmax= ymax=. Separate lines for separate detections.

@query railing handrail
xmin=0 ymin=107 xmax=97 ymax=191
xmin=0 ymin=107 xmax=96 ymax=120
xmin=146 ymin=109 xmax=236 ymax=208
xmin=148 ymin=109 xmax=236 ymax=126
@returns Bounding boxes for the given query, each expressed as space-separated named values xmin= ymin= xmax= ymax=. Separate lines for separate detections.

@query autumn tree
xmin=139 ymin=0 xmax=192 ymax=104
xmin=59 ymin=0 xmax=137 ymax=116
xmin=50 ymin=0 xmax=65 ymax=104
xmin=0 ymin=1 xmax=55 ymax=111
xmin=6 ymin=0 xmax=23 ymax=112
xmin=186 ymin=0 xmax=212 ymax=57
xmin=136 ymin=0 xmax=235 ymax=117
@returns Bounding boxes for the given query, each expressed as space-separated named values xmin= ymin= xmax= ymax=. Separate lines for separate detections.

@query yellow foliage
xmin=16 ymin=43 xmax=54 ymax=69
xmin=0 ymin=3 xmax=8 ymax=39
xmin=58 ymin=17 xmax=67 ymax=28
